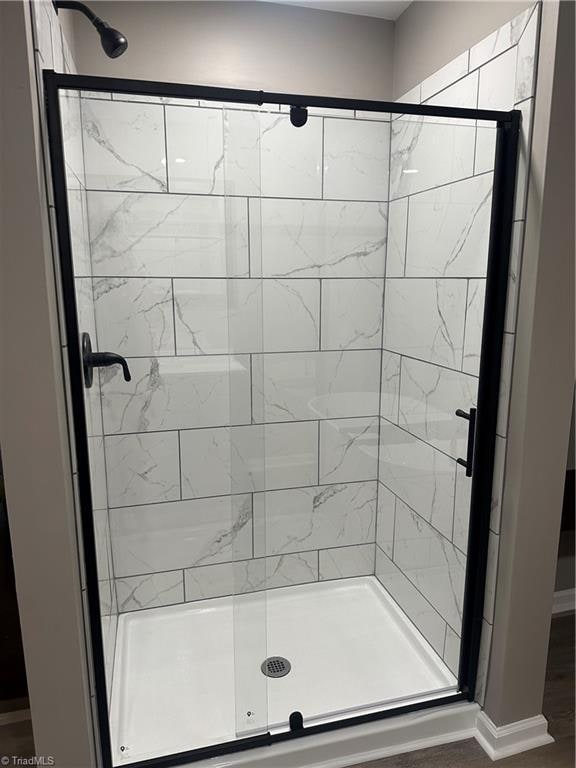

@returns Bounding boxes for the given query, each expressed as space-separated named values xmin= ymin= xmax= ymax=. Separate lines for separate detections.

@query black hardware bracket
xmin=456 ymin=407 xmax=477 ymax=477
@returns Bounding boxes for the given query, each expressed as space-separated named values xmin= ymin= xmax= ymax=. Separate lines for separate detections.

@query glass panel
xmin=58 ymin=83 xmax=505 ymax=763
xmin=59 ymin=88 xmax=271 ymax=764
xmin=58 ymin=87 xmax=119 ymax=746
xmin=221 ymin=103 xmax=269 ymax=738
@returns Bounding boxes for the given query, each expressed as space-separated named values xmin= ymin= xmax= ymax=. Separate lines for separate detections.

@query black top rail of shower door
xmin=45 ymin=70 xmax=518 ymax=123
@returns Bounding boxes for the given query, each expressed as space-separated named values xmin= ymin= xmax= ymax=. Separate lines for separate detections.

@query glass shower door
xmin=49 ymin=69 xmax=518 ymax=767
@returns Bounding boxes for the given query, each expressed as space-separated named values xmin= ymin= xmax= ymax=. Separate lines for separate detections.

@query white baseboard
xmin=552 ymin=588 xmax=575 ymax=614
xmin=188 ymin=702 xmax=555 ymax=767
xmin=0 ymin=708 xmax=31 ymax=727
xmin=195 ymin=702 xmax=480 ymax=768
xmin=475 ymin=711 xmax=554 ymax=761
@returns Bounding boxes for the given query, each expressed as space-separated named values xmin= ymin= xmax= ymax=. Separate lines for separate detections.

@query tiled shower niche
xmin=61 ymin=2 xmax=540 ymax=689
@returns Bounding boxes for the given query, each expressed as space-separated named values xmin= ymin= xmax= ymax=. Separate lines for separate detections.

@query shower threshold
xmin=110 ymin=576 xmax=457 ymax=765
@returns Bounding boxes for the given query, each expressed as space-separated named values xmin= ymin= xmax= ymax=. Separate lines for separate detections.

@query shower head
xmin=54 ymin=1 xmax=128 ymax=58
xmin=93 ymin=18 xmax=128 ymax=58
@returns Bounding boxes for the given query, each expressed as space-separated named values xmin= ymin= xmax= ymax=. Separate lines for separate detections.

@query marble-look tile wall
xmin=80 ymin=94 xmax=389 ymax=612
xmin=41 ymin=4 xmax=539 ymax=707
xmin=377 ymin=4 xmax=540 ymax=683
xmin=28 ymin=0 xmax=118 ymax=703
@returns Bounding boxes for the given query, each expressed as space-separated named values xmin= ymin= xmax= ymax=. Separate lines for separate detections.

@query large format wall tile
xmin=399 ymin=358 xmax=478 ymax=459
xmin=390 ymin=119 xmax=475 ymax=199
xmin=180 ymin=421 xmax=318 ymax=498
xmin=82 ymin=99 xmax=167 ymax=192
xmin=383 ymin=279 xmax=467 ymax=369
xmin=513 ymin=98 xmax=534 ymax=222
xmin=453 ymin=464 xmax=472 ymax=554
xmin=515 ymin=7 xmax=539 ymax=103
xmin=262 ymin=279 xmax=320 ymax=351
xmin=497 ymin=333 xmax=514 ymax=437
xmin=88 ymin=191 xmax=249 ymax=278
xmin=380 ymin=351 xmax=401 ymax=423
xmin=387 ymin=198 xmax=408 ymax=277
xmin=165 ymin=105 xmax=225 ymax=194
xmin=68 ymin=189 xmax=91 ymax=277
xmin=468 ymin=5 xmax=532 ymax=70
xmin=505 ymin=222 xmax=524 ymax=334
xmin=420 ymin=52 xmax=469 ymax=102
xmin=61 ymin=91 xmax=84 ymax=188
xmin=376 ymin=483 xmax=396 ymax=557
xmin=375 ymin=546 xmax=447 ymax=656
xmin=184 ymin=552 xmax=318 ymax=600
xmin=405 ymin=174 xmax=493 ymax=278
xmin=116 ymin=571 xmax=184 ymax=612
xmin=474 ymin=126 xmax=497 ymax=176
xmin=319 ymin=417 xmax=379 ymax=484
xmin=260 ymin=114 xmax=322 ymax=198
xmin=255 ymin=198 xmax=387 ymax=278
xmin=252 ymin=350 xmax=381 ymax=422
xmin=379 ymin=420 xmax=456 ymax=539
xmin=165 ymin=106 xmax=263 ymax=196
xmin=93 ymin=506 xmax=112 ymax=583
xmin=490 ymin=435 xmax=507 ymax=534
xmin=174 ymin=278 xmax=260 ymax=355
xmin=393 ymin=500 xmax=466 ymax=631
xmin=173 ymin=278 xmax=320 ymax=354
xmin=323 ymin=119 xmax=390 ymax=201
xmin=483 ymin=531 xmax=500 ymax=623
xmin=111 ymin=495 xmax=253 ymax=577
xmin=254 ymin=481 xmax=377 ymax=556
xmin=101 ymin=355 xmax=251 ymax=434
xmin=93 ymin=277 xmax=175 ymax=357
xmin=223 ymin=110 xmax=261 ymax=195
xmin=423 ymin=71 xmax=479 ymax=125
xmin=88 ymin=436 xmax=108 ymax=513
xmin=321 ymin=278 xmax=384 ymax=350
xmin=443 ymin=625 xmax=461 ymax=677
xmin=319 ymin=543 xmax=375 ymax=580
xmin=105 ymin=432 xmax=180 ymax=507
xmin=462 ymin=279 xmax=486 ymax=375
xmin=478 ymin=47 xmax=517 ymax=111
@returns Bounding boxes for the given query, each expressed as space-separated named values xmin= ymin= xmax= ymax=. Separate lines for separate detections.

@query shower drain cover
xmin=261 ymin=656 xmax=291 ymax=678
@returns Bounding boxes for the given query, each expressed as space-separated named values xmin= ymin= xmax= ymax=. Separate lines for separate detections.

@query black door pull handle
xmin=82 ymin=332 xmax=131 ymax=388
xmin=455 ymin=407 xmax=477 ymax=477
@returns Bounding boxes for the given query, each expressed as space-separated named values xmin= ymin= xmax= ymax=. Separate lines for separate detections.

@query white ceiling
xmin=260 ymin=0 xmax=412 ymax=21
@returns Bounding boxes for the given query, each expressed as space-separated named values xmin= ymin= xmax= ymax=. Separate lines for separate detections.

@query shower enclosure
xmin=45 ymin=70 xmax=519 ymax=768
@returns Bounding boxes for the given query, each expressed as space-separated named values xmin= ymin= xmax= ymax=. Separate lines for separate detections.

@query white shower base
xmin=110 ymin=576 xmax=457 ymax=765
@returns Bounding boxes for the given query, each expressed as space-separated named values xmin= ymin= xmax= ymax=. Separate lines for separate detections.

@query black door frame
xmin=44 ymin=69 xmax=520 ymax=768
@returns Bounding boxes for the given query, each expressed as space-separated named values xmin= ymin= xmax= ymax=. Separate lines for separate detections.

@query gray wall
xmin=393 ymin=0 xmax=533 ymax=97
xmin=65 ymin=0 xmax=394 ymax=100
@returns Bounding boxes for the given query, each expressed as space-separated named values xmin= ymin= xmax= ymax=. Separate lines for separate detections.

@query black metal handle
xmin=455 ymin=407 xmax=477 ymax=477
xmin=82 ymin=332 xmax=131 ymax=388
